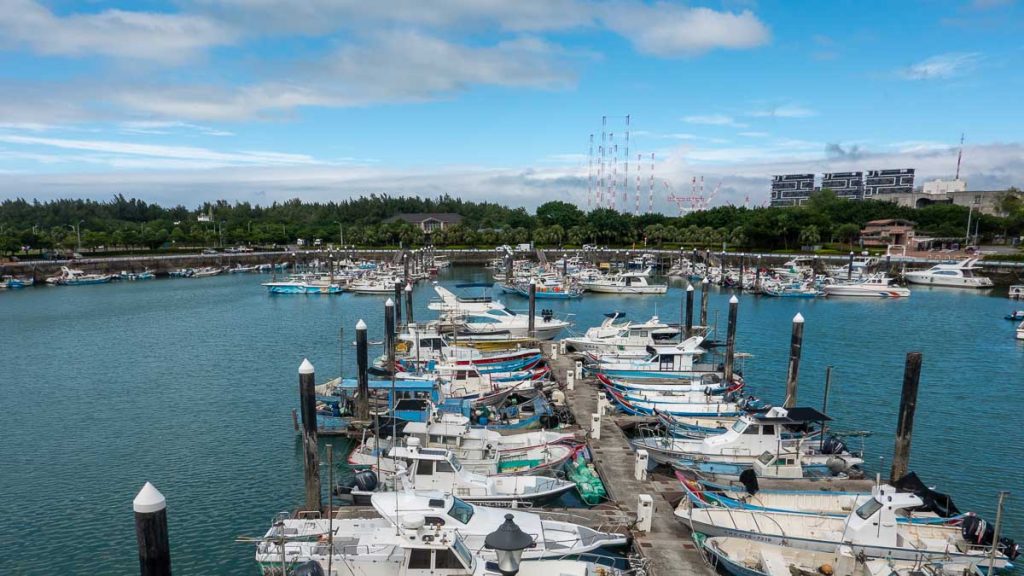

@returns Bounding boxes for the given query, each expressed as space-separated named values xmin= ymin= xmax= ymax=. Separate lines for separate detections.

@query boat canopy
xmin=752 ymin=406 xmax=831 ymax=423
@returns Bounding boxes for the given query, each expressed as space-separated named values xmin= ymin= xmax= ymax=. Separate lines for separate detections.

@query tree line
xmin=1 ymin=189 xmax=1022 ymax=256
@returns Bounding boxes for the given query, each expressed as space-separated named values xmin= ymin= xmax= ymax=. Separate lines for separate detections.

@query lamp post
xmin=334 ymin=221 xmax=344 ymax=249
xmin=69 ymin=220 xmax=84 ymax=253
xmin=484 ymin=514 xmax=532 ymax=576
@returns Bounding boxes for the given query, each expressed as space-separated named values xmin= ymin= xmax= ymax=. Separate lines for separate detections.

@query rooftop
xmin=389 ymin=213 xmax=464 ymax=225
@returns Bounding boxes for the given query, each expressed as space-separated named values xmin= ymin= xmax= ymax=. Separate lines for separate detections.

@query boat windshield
xmin=447 ymin=496 xmax=475 ymax=524
xmin=855 ymin=498 xmax=883 ymax=520
xmin=731 ymin=420 xmax=747 ymax=434
xmin=448 ymin=455 xmax=463 ymax=471
xmin=452 ymin=535 xmax=473 ymax=569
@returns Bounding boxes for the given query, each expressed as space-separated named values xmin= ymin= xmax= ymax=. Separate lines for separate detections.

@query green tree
xmin=798 ymin=225 xmax=821 ymax=247
xmin=536 ymin=201 xmax=584 ymax=229
xmin=835 ymin=223 xmax=860 ymax=248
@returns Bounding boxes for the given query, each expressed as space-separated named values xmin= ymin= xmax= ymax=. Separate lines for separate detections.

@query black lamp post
xmin=484 ymin=514 xmax=532 ymax=576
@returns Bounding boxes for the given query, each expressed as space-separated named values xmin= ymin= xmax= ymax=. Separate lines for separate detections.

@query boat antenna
xmin=955 ymin=132 xmax=965 ymax=181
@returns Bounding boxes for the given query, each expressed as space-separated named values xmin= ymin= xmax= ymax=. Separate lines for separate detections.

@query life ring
xmin=396 ymin=342 xmax=409 ymax=353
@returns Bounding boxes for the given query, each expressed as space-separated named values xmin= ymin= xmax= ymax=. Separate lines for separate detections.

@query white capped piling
xmin=355 ymin=319 xmax=369 ymax=420
xmin=684 ymin=284 xmax=694 ymax=337
xmin=699 ymin=277 xmax=710 ymax=328
xmin=636 ymin=494 xmax=653 ymax=533
xmin=393 ymin=282 xmax=403 ymax=329
xmin=134 ymin=482 xmax=171 ymax=576
xmin=590 ymin=413 xmax=601 ymax=439
xmin=404 ymin=283 xmax=414 ymax=325
xmin=299 ymin=358 xmax=321 ymax=511
xmin=384 ymin=298 xmax=395 ymax=366
xmin=784 ymin=313 xmax=805 ymax=408
xmin=755 ymin=255 xmax=762 ymax=293
xmin=723 ymin=295 xmax=739 ymax=384
xmin=566 ymin=369 xmax=575 ymax=391
xmin=574 ymin=361 xmax=583 ymax=380
xmin=890 ymin=352 xmax=923 ymax=484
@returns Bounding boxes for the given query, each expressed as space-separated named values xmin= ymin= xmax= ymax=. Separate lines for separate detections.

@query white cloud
xmin=602 ymin=3 xmax=770 ymax=56
xmin=119 ymin=121 xmax=234 ymax=137
xmin=748 ymin=104 xmax=817 ymax=118
xmin=738 ymin=131 xmax=770 ymax=138
xmin=0 ymin=0 xmax=235 ymax=63
xmin=683 ymin=114 xmax=748 ymax=128
xmin=899 ymin=52 xmax=981 ymax=80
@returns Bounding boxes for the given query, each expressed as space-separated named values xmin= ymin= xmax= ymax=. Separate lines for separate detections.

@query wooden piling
xmin=403 ymin=251 xmax=410 ymax=283
xmin=699 ymin=277 xmax=710 ymax=328
xmin=355 ymin=320 xmax=369 ymax=420
xmin=134 ymin=482 xmax=171 ymax=576
xmin=384 ymin=299 xmax=395 ymax=365
xmin=890 ymin=352 xmax=923 ymax=483
xmin=723 ymin=295 xmax=738 ymax=383
xmin=299 ymin=358 xmax=321 ymax=511
xmin=393 ymin=283 xmax=403 ymax=330
xmin=754 ymin=255 xmax=762 ymax=293
xmin=527 ymin=281 xmax=537 ymax=339
xmin=784 ymin=313 xmax=804 ymax=408
xmin=684 ymin=284 xmax=694 ymax=337
xmin=847 ymin=251 xmax=854 ymax=280
xmin=738 ymin=257 xmax=745 ymax=293
xmin=405 ymin=283 xmax=414 ymax=325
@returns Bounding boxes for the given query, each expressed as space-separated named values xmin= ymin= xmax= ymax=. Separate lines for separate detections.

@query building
xmin=860 ymin=219 xmax=915 ymax=247
xmin=821 ymin=171 xmax=864 ymax=200
xmin=864 ymin=168 xmax=915 ymax=197
xmin=922 ymin=178 xmax=967 ymax=195
xmin=769 ymin=174 xmax=816 ymax=207
xmin=877 ymin=188 xmax=1006 ymax=215
xmin=389 ymin=213 xmax=463 ymax=232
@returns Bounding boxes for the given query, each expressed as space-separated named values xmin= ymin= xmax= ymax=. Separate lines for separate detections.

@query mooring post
xmin=890 ymin=351 xmax=923 ymax=484
xmin=405 ymin=283 xmax=414 ymax=325
xmin=723 ymin=295 xmax=739 ymax=384
xmin=355 ymin=319 xmax=369 ymax=420
xmin=299 ymin=358 xmax=321 ymax=512
xmin=384 ymin=299 xmax=395 ymax=368
xmin=700 ymin=277 xmax=710 ymax=328
xmin=847 ymin=251 xmax=854 ymax=280
xmin=738 ymin=256 xmax=745 ymax=293
xmin=505 ymin=253 xmax=513 ymax=284
xmin=403 ymin=251 xmax=409 ymax=283
xmin=684 ymin=284 xmax=694 ymax=338
xmin=566 ymin=369 xmax=575 ymax=391
xmin=820 ymin=366 xmax=833 ymax=451
xmin=134 ymin=482 xmax=171 ymax=576
xmin=590 ymin=413 xmax=601 ymax=440
xmin=527 ymin=280 xmax=537 ymax=339
xmin=755 ymin=255 xmax=762 ymax=293
xmin=988 ymin=491 xmax=1009 ymax=574
xmin=784 ymin=313 xmax=805 ymax=408
xmin=393 ymin=282 xmax=403 ymax=330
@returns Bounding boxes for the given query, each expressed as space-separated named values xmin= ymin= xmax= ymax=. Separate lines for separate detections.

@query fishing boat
xmin=596 ymin=373 xmax=737 ymax=395
xmin=340 ymin=439 xmax=578 ymax=505
xmin=585 ymin=338 xmax=717 ymax=379
xmin=47 ymin=266 xmax=113 ymax=285
xmin=190 ymin=266 xmax=226 ymax=278
xmin=1010 ymin=285 xmax=1024 ymax=300
xmin=1017 ymin=320 xmax=1024 ymax=341
xmin=348 ymin=419 xmax=579 ymax=476
xmin=762 ymin=284 xmax=822 ymax=298
xmin=695 ymin=534 xmax=978 ymax=576
xmin=256 ymin=506 xmax=622 ymax=576
xmin=1005 ymin=311 xmax=1024 ymax=321
xmin=675 ymin=484 xmax=1018 ymax=568
xmin=580 ymin=268 xmax=668 ymax=294
xmin=904 ymin=258 xmax=993 ymax=288
xmin=229 ymin=264 xmax=258 ymax=273
xmin=513 ymin=279 xmax=583 ymax=300
xmin=1 ymin=275 xmax=34 ymax=288
xmin=263 ymin=280 xmax=344 ymax=294
xmin=350 ymin=276 xmax=402 ymax=294
xmin=431 ymin=285 xmax=571 ymax=340
xmin=604 ymin=386 xmax=745 ymax=418
xmin=823 ymin=275 xmax=910 ymax=298
xmin=118 ymin=269 xmax=155 ymax=281
xmin=562 ymin=312 xmax=683 ymax=356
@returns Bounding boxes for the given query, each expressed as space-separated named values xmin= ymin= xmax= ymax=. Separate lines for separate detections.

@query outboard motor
xmin=738 ymin=469 xmax=759 ymax=495
xmin=961 ymin=515 xmax=1020 ymax=560
xmin=820 ymin=435 xmax=847 ymax=455
xmin=542 ymin=309 xmax=553 ymax=322
xmin=354 ymin=469 xmax=378 ymax=492
xmin=291 ymin=560 xmax=326 ymax=576
xmin=826 ymin=456 xmax=848 ymax=475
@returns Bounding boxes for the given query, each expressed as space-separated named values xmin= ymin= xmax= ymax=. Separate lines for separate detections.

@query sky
xmin=0 ymin=0 xmax=1022 ymax=212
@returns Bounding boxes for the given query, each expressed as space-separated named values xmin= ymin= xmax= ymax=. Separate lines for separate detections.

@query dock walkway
xmin=548 ymin=345 xmax=711 ymax=576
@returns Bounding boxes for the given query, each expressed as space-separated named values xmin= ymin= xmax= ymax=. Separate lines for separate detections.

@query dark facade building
xmin=864 ymin=168 xmax=915 ymax=197
xmin=388 ymin=213 xmax=463 ymax=232
xmin=821 ymin=171 xmax=864 ymax=200
xmin=769 ymin=174 xmax=816 ymax=207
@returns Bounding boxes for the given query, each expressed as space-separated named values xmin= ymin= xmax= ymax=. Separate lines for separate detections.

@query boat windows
xmin=448 ymin=456 xmax=463 ymax=471
xmin=731 ymin=420 xmax=747 ymax=434
xmin=408 ymin=549 xmax=432 ymax=569
xmin=761 ymin=425 xmax=775 ymax=435
xmin=447 ymin=496 xmax=475 ymax=524
xmin=417 ymin=459 xmax=433 ymax=476
xmin=436 ymin=461 xmax=455 ymax=474
xmin=743 ymin=424 xmax=760 ymax=435
xmin=453 ymin=537 xmax=473 ymax=569
xmin=855 ymin=498 xmax=884 ymax=520
xmin=757 ymin=452 xmax=775 ymax=465
xmin=435 ymin=548 xmax=467 ymax=570
xmin=424 ymin=516 xmax=446 ymax=526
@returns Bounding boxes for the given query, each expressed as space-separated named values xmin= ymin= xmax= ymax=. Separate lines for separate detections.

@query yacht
xmin=349 ymin=276 xmax=402 ymax=294
xmin=1017 ymin=320 xmax=1024 ymax=341
xmin=263 ymin=279 xmax=344 ymax=294
xmin=579 ymin=268 xmax=667 ymax=294
xmin=431 ymin=285 xmax=570 ymax=340
xmin=46 ymin=266 xmax=113 ymax=285
xmin=563 ymin=312 xmax=682 ymax=356
xmin=903 ymin=258 xmax=993 ymax=288
xmin=822 ymin=275 xmax=910 ymax=298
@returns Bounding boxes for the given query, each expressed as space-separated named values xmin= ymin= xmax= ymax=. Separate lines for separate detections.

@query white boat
xmin=350 ymin=276 xmax=401 ymax=294
xmin=342 ymin=439 xmax=578 ymax=505
xmin=562 ymin=312 xmax=682 ymax=356
xmin=675 ymin=484 xmax=1014 ymax=568
xmin=698 ymin=536 xmax=977 ymax=576
xmin=431 ymin=286 xmax=570 ymax=340
xmin=822 ymin=275 xmax=910 ymax=298
xmin=256 ymin=508 xmax=621 ymax=576
xmin=348 ymin=421 xmax=578 ymax=476
xmin=827 ymin=256 xmax=878 ymax=279
xmin=46 ymin=266 xmax=113 ymax=285
xmin=580 ymin=268 xmax=668 ymax=294
xmin=903 ymin=258 xmax=993 ymax=288
xmin=1010 ymin=285 xmax=1024 ymax=300
xmin=190 ymin=266 xmax=226 ymax=278
xmin=1017 ymin=320 xmax=1024 ymax=340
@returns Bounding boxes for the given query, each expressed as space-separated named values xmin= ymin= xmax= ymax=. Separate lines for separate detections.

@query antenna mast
xmin=955 ymin=132 xmax=965 ymax=181
xmin=648 ymin=153 xmax=654 ymax=213
xmin=587 ymin=134 xmax=594 ymax=210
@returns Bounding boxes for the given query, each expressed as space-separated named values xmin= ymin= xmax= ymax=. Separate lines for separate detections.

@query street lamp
xmin=69 ymin=220 xmax=84 ymax=253
xmin=484 ymin=514 xmax=533 ymax=576
xmin=334 ymin=221 xmax=344 ymax=249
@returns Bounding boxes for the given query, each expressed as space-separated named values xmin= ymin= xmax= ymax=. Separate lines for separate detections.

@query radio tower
xmin=587 ymin=134 xmax=593 ymax=210
xmin=648 ymin=152 xmax=654 ymax=213
xmin=610 ymin=135 xmax=617 ymax=211
xmin=599 ymin=117 xmax=606 ymax=209
xmin=624 ymin=115 xmax=630 ymax=212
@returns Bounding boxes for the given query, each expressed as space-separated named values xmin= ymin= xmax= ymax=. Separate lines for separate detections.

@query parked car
xmin=202 ymin=248 xmax=218 ymax=255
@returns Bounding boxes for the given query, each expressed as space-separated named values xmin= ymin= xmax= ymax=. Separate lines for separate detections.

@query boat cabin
xmin=841 ymin=485 xmax=923 ymax=547
xmin=389 ymin=440 xmax=474 ymax=493
xmin=640 ymin=338 xmax=707 ymax=371
xmin=703 ymin=406 xmax=830 ymax=454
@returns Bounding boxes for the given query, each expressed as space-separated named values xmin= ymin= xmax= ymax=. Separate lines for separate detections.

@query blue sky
xmin=0 ymin=0 xmax=1021 ymax=210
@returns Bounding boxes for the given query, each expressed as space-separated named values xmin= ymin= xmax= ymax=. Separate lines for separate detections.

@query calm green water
xmin=1 ymin=268 xmax=1021 ymax=574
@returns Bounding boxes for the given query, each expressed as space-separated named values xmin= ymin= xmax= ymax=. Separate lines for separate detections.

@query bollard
xmin=723 ymin=295 xmax=739 ymax=383
xmin=384 ymin=298 xmax=395 ymax=366
xmin=784 ymin=313 xmax=805 ymax=408
xmin=394 ymin=283 xmax=403 ymax=329
xmin=634 ymin=449 xmax=649 ymax=481
xmin=636 ymin=494 xmax=654 ymax=533
xmin=134 ymin=482 xmax=171 ymax=576
xmin=559 ymin=340 xmax=567 ymax=355
xmin=597 ymin=390 xmax=610 ymax=415
xmin=755 ymin=255 xmax=762 ymax=293
xmin=566 ymin=369 xmax=575 ymax=391
xmin=405 ymin=283 xmax=414 ymax=325
xmin=684 ymin=284 xmax=694 ymax=338
xmin=699 ymin=277 xmax=710 ymax=328
xmin=299 ymin=358 xmax=322 ymax=511
xmin=574 ymin=361 xmax=583 ymax=380
xmin=355 ymin=319 xmax=369 ymax=420
xmin=590 ymin=413 xmax=601 ymax=440
xmin=890 ymin=352 xmax=923 ymax=483
xmin=551 ymin=342 xmax=559 ymax=360
xmin=527 ymin=281 xmax=537 ymax=339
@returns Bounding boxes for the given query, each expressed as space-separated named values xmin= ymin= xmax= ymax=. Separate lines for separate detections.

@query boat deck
xmin=548 ymin=345 xmax=712 ymax=576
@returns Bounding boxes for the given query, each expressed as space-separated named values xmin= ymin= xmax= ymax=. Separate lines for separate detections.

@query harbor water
xmin=1 ymin=268 xmax=1021 ymax=574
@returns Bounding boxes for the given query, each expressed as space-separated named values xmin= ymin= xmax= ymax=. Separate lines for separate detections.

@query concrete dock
xmin=547 ymin=344 xmax=712 ymax=576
